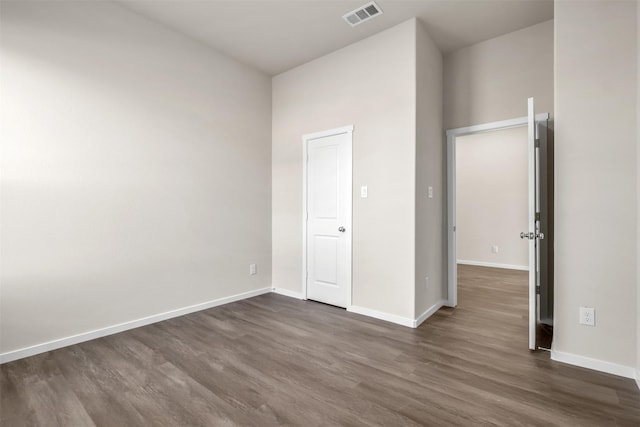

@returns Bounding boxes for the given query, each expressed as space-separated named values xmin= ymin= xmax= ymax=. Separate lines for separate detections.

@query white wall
xmin=554 ymin=0 xmax=637 ymax=370
xmin=444 ymin=20 xmax=554 ymax=129
xmin=0 ymin=1 xmax=272 ymax=355
xmin=444 ymin=19 xmax=553 ymax=316
xmin=272 ymin=20 xmax=418 ymax=320
xmin=456 ymin=127 xmax=528 ymax=269
xmin=415 ymin=21 xmax=445 ymax=318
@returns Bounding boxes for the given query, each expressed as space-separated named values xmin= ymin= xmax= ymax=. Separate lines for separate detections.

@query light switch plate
xmin=360 ymin=186 xmax=368 ymax=198
xmin=427 ymin=186 xmax=433 ymax=199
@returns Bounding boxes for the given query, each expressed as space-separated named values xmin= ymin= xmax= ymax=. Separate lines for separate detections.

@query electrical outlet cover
xmin=579 ymin=307 xmax=595 ymax=326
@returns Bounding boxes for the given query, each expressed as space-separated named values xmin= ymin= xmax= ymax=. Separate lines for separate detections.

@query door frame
xmin=302 ymin=124 xmax=354 ymax=307
xmin=445 ymin=114 xmax=548 ymax=307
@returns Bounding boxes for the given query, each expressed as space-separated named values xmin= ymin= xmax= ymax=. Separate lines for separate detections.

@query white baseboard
xmin=550 ymin=349 xmax=636 ymax=379
xmin=457 ymin=259 xmax=528 ymax=271
xmin=271 ymin=287 xmax=305 ymax=300
xmin=636 ymin=370 xmax=640 ymax=391
xmin=414 ymin=300 xmax=446 ymax=327
xmin=0 ymin=287 xmax=272 ymax=364
xmin=347 ymin=305 xmax=414 ymax=328
xmin=271 ymin=290 xmax=418 ymax=328
xmin=269 ymin=292 xmax=444 ymax=329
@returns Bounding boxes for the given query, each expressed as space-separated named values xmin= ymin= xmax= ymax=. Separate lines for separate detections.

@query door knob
xmin=338 ymin=226 xmax=346 ymax=233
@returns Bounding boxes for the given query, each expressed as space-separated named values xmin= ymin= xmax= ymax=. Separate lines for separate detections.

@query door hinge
xmin=536 ymin=285 xmax=541 ymax=295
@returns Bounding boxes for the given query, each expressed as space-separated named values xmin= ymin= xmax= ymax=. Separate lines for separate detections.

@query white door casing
xmin=303 ymin=125 xmax=352 ymax=308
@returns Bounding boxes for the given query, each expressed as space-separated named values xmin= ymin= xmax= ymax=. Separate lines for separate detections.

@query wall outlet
xmin=424 ymin=276 xmax=429 ymax=290
xmin=360 ymin=186 xmax=368 ymax=198
xmin=249 ymin=264 xmax=257 ymax=275
xmin=579 ymin=307 xmax=595 ymax=326
xmin=427 ymin=186 xmax=433 ymax=199
xmin=491 ymin=245 xmax=499 ymax=254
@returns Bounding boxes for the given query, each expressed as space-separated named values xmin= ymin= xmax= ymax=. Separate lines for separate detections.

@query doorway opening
xmin=446 ymin=109 xmax=553 ymax=350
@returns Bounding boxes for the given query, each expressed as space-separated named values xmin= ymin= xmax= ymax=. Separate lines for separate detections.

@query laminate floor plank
xmin=2 ymin=265 xmax=639 ymax=426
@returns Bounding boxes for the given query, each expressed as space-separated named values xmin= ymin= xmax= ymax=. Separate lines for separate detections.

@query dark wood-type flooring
xmin=2 ymin=265 xmax=639 ymax=426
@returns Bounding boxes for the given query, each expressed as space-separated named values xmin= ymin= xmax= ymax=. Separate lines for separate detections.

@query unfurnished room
xmin=1 ymin=0 xmax=640 ymax=425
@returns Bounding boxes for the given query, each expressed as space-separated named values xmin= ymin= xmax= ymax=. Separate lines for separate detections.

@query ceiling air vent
xmin=342 ymin=1 xmax=383 ymax=27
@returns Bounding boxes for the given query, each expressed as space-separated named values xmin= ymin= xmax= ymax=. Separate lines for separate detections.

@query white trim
xmin=302 ymin=125 xmax=354 ymax=142
xmin=446 ymin=129 xmax=456 ymax=307
xmin=271 ymin=287 xmax=305 ymax=300
xmin=302 ymin=125 xmax=353 ymax=308
xmin=445 ymin=113 xmax=549 ymax=138
xmin=347 ymin=305 xmax=414 ymax=328
xmin=446 ymin=112 xmax=549 ymax=308
xmin=271 ymin=286 xmax=434 ymax=329
xmin=413 ymin=300 xmax=446 ymax=328
xmin=0 ymin=287 xmax=272 ymax=364
xmin=635 ymin=370 xmax=640 ymax=391
xmin=446 ymin=128 xmax=457 ymax=307
xmin=457 ymin=260 xmax=528 ymax=271
xmin=550 ymin=349 xmax=636 ymax=379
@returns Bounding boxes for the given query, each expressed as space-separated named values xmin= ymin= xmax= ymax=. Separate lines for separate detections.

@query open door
xmin=523 ymin=97 xmax=548 ymax=350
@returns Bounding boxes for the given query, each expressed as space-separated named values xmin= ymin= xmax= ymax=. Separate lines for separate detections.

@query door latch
xmin=520 ymin=232 xmax=545 ymax=240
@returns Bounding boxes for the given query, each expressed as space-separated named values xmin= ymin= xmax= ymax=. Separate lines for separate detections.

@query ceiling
xmin=118 ymin=0 xmax=554 ymax=76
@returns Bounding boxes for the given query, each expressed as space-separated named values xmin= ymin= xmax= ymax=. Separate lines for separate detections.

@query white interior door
xmin=526 ymin=97 xmax=540 ymax=350
xmin=304 ymin=127 xmax=352 ymax=308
